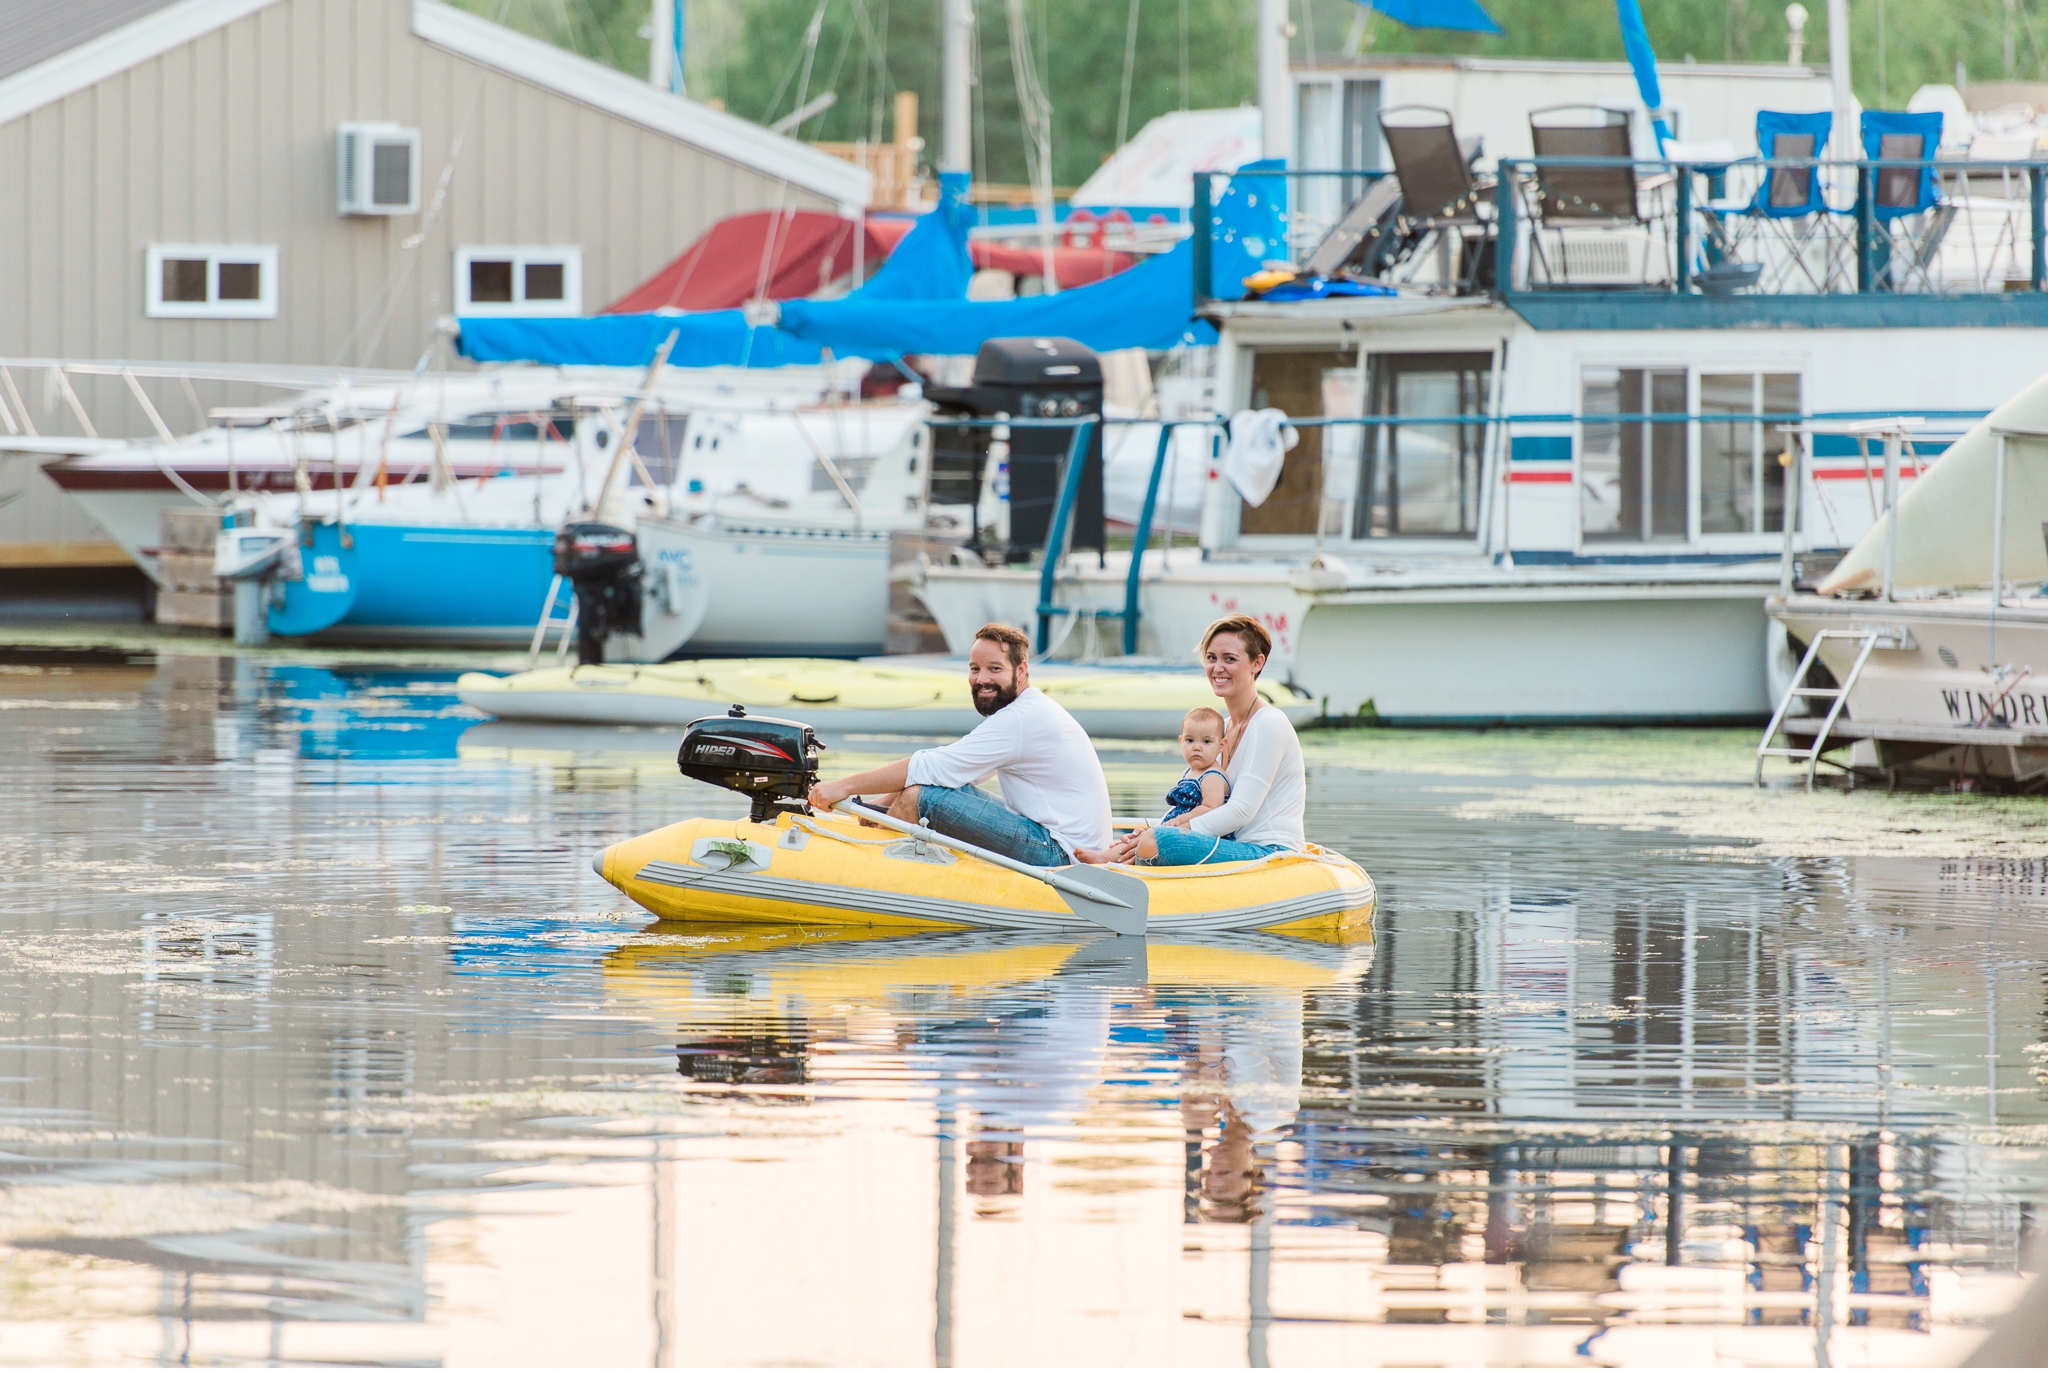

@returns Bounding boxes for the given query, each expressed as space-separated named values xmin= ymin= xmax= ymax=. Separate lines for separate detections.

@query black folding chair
xmin=1526 ymin=105 xmax=1666 ymax=286
xmin=1377 ymin=106 xmax=1493 ymax=292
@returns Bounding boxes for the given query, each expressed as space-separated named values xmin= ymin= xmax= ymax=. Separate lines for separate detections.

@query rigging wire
xmin=1179 ymin=0 xmax=1189 ymax=111
xmin=843 ymin=0 xmax=896 ymax=144
xmin=751 ymin=0 xmax=832 ymax=307
xmin=1003 ymin=0 xmax=1057 ymax=286
xmin=1114 ymin=0 xmax=1142 ymax=157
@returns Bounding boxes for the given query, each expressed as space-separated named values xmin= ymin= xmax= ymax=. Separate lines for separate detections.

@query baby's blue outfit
xmin=1162 ymin=767 xmax=1230 ymax=822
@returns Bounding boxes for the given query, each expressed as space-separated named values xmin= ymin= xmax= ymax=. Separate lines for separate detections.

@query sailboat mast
xmin=1257 ymin=0 xmax=1291 ymax=161
xmin=941 ymin=0 xmax=973 ymax=173
xmin=1827 ymin=0 xmax=1853 ymax=154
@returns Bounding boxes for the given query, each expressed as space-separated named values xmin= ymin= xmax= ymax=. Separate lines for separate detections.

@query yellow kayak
xmin=592 ymin=809 xmax=1375 ymax=936
xmin=456 ymin=656 xmax=1318 ymax=737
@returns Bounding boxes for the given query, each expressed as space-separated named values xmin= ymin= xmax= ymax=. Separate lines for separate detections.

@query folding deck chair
xmin=1858 ymin=109 xmax=1952 ymax=292
xmin=1525 ymin=105 xmax=1666 ymax=286
xmin=1376 ymin=106 xmax=1493 ymax=293
xmin=1699 ymin=109 xmax=1840 ymax=293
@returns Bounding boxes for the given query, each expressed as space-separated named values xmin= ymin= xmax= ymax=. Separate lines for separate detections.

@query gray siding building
xmin=0 ymin=0 xmax=869 ymax=572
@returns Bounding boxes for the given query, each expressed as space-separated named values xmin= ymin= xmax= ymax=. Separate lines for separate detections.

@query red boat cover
xmin=604 ymin=210 xmax=1138 ymax=314
xmin=971 ymin=240 xmax=1135 ymax=288
xmin=603 ymin=212 xmax=913 ymax=313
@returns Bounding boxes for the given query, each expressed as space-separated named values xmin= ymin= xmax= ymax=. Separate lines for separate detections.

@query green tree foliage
xmin=699 ymin=0 xmax=1259 ymax=188
xmin=1319 ymin=0 xmax=2048 ymax=110
xmin=459 ymin=0 xmax=2048 ymax=179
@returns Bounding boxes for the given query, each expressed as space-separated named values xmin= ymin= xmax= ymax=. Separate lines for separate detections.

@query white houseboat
xmin=911 ymin=66 xmax=2048 ymax=723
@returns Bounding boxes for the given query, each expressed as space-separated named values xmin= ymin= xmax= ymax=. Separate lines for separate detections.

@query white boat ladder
xmin=526 ymin=573 xmax=579 ymax=668
xmin=1754 ymin=627 xmax=1907 ymax=789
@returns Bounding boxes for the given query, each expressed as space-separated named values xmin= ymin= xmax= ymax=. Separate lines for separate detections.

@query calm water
xmin=2 ymin=646 xmax=2045 ymax=1367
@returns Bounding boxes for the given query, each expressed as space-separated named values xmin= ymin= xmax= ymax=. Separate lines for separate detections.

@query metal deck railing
xmin=1193 ymin=158 xmax=2048 ymax=303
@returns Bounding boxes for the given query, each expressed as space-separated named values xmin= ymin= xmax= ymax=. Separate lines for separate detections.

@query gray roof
xmin=0 ymin=0 xmax=188 ymax=84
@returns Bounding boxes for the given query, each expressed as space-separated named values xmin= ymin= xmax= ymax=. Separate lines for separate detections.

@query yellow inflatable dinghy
xmin=594 ymin=810 xmax=1374 ymax=936
xmin=592 ymin=707 xmax=1374 ymax=937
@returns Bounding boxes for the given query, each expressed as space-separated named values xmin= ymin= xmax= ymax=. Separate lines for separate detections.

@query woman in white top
xmin=1091 ymin=614 xmax=1307 ymax=866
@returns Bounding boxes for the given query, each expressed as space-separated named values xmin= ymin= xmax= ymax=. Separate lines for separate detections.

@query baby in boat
xmin=1161 ymin=706 xmax=1230 ymax=825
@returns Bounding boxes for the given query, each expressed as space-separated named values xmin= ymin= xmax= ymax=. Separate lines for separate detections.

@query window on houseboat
xmin=1701 ymin=373 xmax=1798 ymax=535
xmin=1355 ymin=352 xmax=1492 ymax=539
xmin=1244 ymin=349 xmax=1359 ymax=536
xmin=1581 ymin=367 xmax=1686 ymax=542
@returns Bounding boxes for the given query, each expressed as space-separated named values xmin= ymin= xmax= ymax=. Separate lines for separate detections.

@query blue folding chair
xmin=1857 ymin=109 xmax=1952 ymax=290
xmin=1754 ymin=109 xmax=1833 ymax=218
xmin=1698 ymin=110 xmax=1840 ymax=292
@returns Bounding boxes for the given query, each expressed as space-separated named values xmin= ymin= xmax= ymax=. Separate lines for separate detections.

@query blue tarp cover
xmin=856 ymin=171 xmax=976 ymax=299
xmin=1205 ymin=158 xmax=1289 ymax=300
xmin=778 ymin=238 xmax=1213 ymax=357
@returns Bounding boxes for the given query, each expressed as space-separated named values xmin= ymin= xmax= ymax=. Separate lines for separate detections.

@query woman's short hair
xmin=973 ymin=621 xmax=1031 ymax=668
xmin=1199 ymin=615 xmax=1272 ymax=672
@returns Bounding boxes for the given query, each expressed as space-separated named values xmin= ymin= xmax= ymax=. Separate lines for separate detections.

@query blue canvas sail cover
xmin=461 ymin=169 xmax=1208 ymax=365
xmin=458 ymin=309 xmax=825 ymax=368
xmin=776 ymin=238 xmax=1212 ymax=357
xmin=458 ymin=172 xmax=977 ymax=369
xmin=855 ymin=170 xmax=975 ymax=299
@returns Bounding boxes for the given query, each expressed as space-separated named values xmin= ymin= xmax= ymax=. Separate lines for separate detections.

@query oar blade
xmin=1052 ymin=866 xmax=1149 ymax=937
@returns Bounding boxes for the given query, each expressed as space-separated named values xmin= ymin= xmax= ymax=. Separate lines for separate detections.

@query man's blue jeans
xmin=916 ymin=785 xmax=1069 ymax=867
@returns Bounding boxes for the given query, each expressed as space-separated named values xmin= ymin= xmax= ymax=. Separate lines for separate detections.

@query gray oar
xmin=833 ymin=801 xmax=1149 ymax=937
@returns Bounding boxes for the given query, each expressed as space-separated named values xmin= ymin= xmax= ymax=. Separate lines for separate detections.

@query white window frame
xmin=145 ymin=244 xmax=279 ymax=319
xmin=1570 ymin=356 xmax=1807 ymax=555
xmin=454 ymin=245 xmax=584 ymax=316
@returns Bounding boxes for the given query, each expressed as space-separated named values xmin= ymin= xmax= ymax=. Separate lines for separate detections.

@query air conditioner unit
xmin=337 ymin=122 xmax=421 ymax=216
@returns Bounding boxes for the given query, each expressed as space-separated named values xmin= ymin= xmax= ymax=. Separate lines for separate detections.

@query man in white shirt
xmin=805 ymin=622 xmax=1110 ymax=866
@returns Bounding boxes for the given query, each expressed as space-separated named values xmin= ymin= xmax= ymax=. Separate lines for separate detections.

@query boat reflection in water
xmin=587 ymin=919 xmax=2037 ymax=1367
xmin=601 ymin=924 xmax=1368 ymax=1364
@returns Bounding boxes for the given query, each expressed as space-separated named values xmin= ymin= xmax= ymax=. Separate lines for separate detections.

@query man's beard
xmin=972 ymin=679 xmax=1020 ymax=717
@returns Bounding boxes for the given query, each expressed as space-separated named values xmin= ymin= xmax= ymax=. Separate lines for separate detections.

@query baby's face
xmin=1180 ymin=724 xmax=1221 ymax=770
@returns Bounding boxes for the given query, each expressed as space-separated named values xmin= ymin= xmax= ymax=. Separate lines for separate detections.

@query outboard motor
xmin=677 ymin=706 xmax=823 ymax=825
xmin=553 ymin=522 xmax=643 ymax=665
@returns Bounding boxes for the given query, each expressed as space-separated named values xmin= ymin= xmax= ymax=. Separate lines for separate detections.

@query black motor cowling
xmin=677 ymin=705 xmax=823 ymax=824
xmin=554 ymin=522 xmax=643 ymax=665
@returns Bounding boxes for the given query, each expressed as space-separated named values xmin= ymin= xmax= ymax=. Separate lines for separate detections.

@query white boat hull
xmin=634 ymin=516 xmax=895 ymax=658
xmin=1296 ymin=578 xmax=1779 ymax=722
xmin=1767 ymin=593 xmax=2048 ymax=779
xmin=912 ymin=553 xmax=1312 ymax=679
xmin=454 ymin=683 xmax=1315 ymax=737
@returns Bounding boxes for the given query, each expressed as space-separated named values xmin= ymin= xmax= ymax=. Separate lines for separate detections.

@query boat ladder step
xmin=1754 ymin=627 xmax=1900 ymax=790
xmin=526 ymin=573 xmax=578 ymax=668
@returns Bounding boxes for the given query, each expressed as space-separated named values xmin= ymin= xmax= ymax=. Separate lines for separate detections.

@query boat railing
xmin=1193 ymin=157 xmax=2048 ymax=304
xmin=934 ymin=408 xmax=1990 ymax=652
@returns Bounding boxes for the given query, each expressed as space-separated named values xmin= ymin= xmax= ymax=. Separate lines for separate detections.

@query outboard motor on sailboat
xmin=554 ymin=522 xmax=643 ymax=665
xmin=677 ymin=706 xmax=823 ymax=825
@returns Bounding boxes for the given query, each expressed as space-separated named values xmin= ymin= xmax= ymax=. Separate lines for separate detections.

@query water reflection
xmin=0 ymin=649 xmax=2042 ymax=1365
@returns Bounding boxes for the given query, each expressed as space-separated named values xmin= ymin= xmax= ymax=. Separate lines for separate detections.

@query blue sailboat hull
xmin=271 ymin=521 xmax=565 ymax=644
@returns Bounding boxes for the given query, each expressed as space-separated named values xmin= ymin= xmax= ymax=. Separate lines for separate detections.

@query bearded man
xmin=804 ymin=622 xmax=1110 ymax=866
